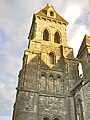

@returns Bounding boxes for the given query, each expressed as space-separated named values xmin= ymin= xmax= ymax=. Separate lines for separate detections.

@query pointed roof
xmin=35 ymin=5 xmax=68 ymax=24
xmin=77 ymin=34 xmax=90 ymax=58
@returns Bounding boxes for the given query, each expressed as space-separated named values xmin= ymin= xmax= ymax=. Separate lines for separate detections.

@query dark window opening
xmin=54 ymin=32 xmax=60 ymax=43
xmin=41 ymin=74 xmax=46 ymax=80
xmin=43 ymin=117 xmax=49 ymax=120
xmin=49 ymin=75 xmax=54 ymax=81
xmin=57 ymin=76 xmax=61 ymax=80
xmin=43 ymin=29 xmax=49 ymax=41
xmin=54 ymin=118 xmax=59 ymax=120
xmin=50 ymin=11 xmax=54 ymax=16
xmin=44 ymin=10 xmax=47 ymax=15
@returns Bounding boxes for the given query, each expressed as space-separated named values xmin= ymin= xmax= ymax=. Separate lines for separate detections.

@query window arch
xmin=43 ymin=29 xmax=49 ymax=41
xmin=48 ymin=75 xmax=54 ymax=92
xmin=39 ymin=74 xmax=47 ymax=91
xmin=54 ymin=118 xmax=59 ymax=120
xmin=43 ymin=117 xmax=49 ymax=120
xmin=41 ymin=74 xmax=47 ymax=80
xmin=56 ymin=76 xmax=63 ymax=93
xmin=54 ymin=32 xmax=60 ymax=43
xmin=49 ymin=75 xmax=54 ymax=81
xmin=49 ymin=52 xmax=55 ymax=64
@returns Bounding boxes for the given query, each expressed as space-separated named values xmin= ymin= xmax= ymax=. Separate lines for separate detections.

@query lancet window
xmin=43 ymin=29 xmax=49 ymax=41
xmin=54 ymin=32 xmax=60 ymax=43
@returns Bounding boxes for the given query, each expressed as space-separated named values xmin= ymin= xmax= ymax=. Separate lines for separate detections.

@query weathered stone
xmin=12 ymin=5 xmax=90 ymax=120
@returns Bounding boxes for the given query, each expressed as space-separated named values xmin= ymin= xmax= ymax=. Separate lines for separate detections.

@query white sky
xmin=0 ymin=0 xmax=90 ymax=120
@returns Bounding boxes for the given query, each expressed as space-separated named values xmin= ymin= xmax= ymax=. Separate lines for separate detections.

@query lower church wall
xmin=12 ymin=90 xmax=76 ymax=120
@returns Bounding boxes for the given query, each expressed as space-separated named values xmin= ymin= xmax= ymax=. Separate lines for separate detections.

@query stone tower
xmin=12 ymin=5 xmax=80 ymax=120
xmin=76 ymin=35 xmax=90 ymax=120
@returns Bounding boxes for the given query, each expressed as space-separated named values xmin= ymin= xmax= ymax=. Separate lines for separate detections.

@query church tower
xmin=12 ymin=5 xmax=80 ymax=120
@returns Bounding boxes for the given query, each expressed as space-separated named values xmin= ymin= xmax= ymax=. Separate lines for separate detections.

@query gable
xmin=35 ymin=5 xmax=68 ymax=24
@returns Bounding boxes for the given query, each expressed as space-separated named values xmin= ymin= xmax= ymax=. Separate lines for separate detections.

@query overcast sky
xmin=0 ymin=0 xmax=90 ymax=120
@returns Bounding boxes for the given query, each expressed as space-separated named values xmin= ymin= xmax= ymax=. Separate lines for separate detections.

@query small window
xmin=54 ymin=32 xmax=60 ymax=43
xmin=41 ymin=74 xmax=46 ymax=80
xmin=57 ymin=76 xmax=61 ymax=80
xmin=43 ymin=29 xmax=49 ymax=41
xmin=49 ymin=52 xmax=55 ymax=64
xmin=44 ymin=10 xmax=47 ymax=15
xmin=49 ymin=75 xmax=54 ymax=81
xmin=43 ymin=117 xmax=49 ymax=120
xmin=50 ymin=11 xmax=54 ymax=16
xmin=54 ymin=118 xmax=59 ymax=120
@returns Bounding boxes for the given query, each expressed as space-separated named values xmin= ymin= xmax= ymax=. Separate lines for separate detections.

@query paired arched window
xmin=43 ymin=29 xmax=61 ymax=44
xmin=49 ymin=52 xmax=55 ymax=64
xmin=43 ymin=29 xmax=49 ymax=41
xmin=54 ymin=32 xmax=60 ymax=43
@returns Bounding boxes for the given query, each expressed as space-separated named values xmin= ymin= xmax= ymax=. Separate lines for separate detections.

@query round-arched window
xmin=41 ymin=74 xmax=46 ymax=80
xmin=54 ymin=118 xmax=59 ymax=120
xmin=43 ymin=29 xmax=49 ymax=41
xmin=43 ymin=117 xmax=49 ymax=120
xmin=49 ymin=75 xmax=54 ymax=81
xmin=40 ymin=74 xmax=47 ymax=91
xmin=54 ymin=32 xmax=60 ymax=43
xmin=57 ymin=76 xmax=61 ymax=80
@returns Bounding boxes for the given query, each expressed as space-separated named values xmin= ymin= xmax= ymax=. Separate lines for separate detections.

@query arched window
xmin=76 ymin=99 xmax=84 ymax=120
xmin=54 ymin=32 xmax=60 ymax=43
xmin=41 ymin=74 xmax=46 ymax=80
xmin=56 ymin=76 xmax=63 ymax=93
xmin=43 ymin=29 xmax=49 ymax=41
xmin=54 ymin=118 xmax=59 ymax=120
xmin=39 ymin=74 xmax=46 ymax=91
xmin=49 ymin=52 xmax=55 ymax=64
xmin=50 ymin=11 xmax=54 ymax=16
xmin=48 ymin=75 xmax=54 ymax=92
xmin=43 ymin=117 xmax=49 ymax=120
xmin=49 ymin=75 xmax=54 ymax=81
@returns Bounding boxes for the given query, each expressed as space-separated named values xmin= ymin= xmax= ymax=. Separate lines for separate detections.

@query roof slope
xmin=77 ymin=34 xmax=90 ymax=57
xmin=35 ymin=5 xmax=68 ymax=24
